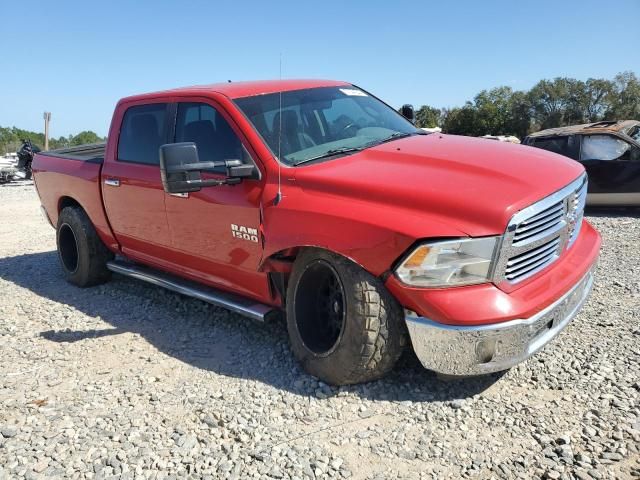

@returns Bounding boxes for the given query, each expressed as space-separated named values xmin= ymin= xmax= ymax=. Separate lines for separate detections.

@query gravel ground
xmin=0 ymin=182 xmax=638 ymax=480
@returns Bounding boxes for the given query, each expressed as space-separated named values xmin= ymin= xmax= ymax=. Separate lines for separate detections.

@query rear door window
xmin=580 ymin=135 xmax=631 ymax=161
xmin=174 ymin=102 xmax=251 ymax=173
xmin=531 ymin=135 xmax=580 ymax=159
xmin=117 ymin=103 xmax=169 ymax=165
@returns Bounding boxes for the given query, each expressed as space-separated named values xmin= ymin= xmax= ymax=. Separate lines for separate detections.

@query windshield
xmin=234 ymin=86 xmax=421 ymax=165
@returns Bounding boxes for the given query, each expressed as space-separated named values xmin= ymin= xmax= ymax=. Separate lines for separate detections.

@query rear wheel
xmin=56 ymin=206 xmax=113 ymax=287
xmin=286 ymin=249 xmax=407 ymax=385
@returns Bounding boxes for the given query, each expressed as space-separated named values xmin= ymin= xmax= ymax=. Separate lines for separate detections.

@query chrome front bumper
xmin=405 ymin=267 xmax=595 ymax=376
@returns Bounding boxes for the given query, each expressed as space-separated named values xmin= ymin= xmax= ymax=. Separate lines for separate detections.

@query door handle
xmin=104 ymin=178 xmax=120 ymax=187
xmin=169 ymin=192 xmax=188 ymax=198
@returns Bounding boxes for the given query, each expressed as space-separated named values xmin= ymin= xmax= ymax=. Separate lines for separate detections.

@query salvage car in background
xmin=0 ymin=159 xmax=17 ymax=183
xmin=524 ymin=120 xmax=640 ymax=206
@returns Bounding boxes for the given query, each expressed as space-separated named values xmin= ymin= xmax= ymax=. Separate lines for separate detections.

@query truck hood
xmin=292 ymin=134 xmax=584 ymax=237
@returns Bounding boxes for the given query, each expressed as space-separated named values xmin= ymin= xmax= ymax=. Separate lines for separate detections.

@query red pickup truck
xmin=33 ymin=80 xmax=601 ymax=385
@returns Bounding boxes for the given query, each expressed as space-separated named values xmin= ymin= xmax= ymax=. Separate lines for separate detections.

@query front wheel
xmin=286 ymin=249 xmax=407 ymax=386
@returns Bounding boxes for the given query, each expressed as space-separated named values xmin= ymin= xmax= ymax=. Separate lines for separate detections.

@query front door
xmin=163 ymin=100 xmax=268 ymax=300
xmin=101 ymin=102 xmax=172 ymax=263
xmin=580 ymin=134 xmax=640 ymax=204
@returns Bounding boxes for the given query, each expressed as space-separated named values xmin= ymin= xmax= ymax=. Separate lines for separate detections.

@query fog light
xmin=475 ymin=339 xmax=496 ymax=364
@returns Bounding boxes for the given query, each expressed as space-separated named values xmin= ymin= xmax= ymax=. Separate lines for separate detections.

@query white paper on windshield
xmin=339 ymin=88 xmax=368 ymax=97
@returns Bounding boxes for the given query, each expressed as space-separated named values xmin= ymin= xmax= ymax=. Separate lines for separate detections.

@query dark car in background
xmin=524 ymin=120 xmax=640 ymax=206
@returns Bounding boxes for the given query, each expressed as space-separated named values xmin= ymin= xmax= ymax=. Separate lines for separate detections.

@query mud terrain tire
xmin=56 ymin=206 xmax=113 ymax=287
xmin=286 ymin=249 xmax=407 ymax=385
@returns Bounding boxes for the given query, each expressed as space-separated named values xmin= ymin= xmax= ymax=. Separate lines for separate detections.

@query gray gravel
xmin=0 ymin=182 xmax=638 ymax=479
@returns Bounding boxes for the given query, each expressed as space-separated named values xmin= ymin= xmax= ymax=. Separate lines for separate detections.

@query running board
xmin=106 ymin=260 xmax=278 ymax=322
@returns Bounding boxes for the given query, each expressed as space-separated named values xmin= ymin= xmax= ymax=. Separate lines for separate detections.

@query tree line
xmin=3 ymin=71 xmax=638 ymax=153
xmin=0 ymin=127 xmax=104 ymax=154
xmin=414 ymin=71 xmax=640 ymax=139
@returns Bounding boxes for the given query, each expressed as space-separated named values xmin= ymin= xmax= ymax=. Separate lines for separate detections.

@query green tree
xmin=70 ymin=130 xmax=103 ymax=146
xmin=564 ymin=78 xmax=589 ymax=125
xmin=0 ymin=126 xmax=104 ymax=154
xmin=473 ymin=86 xmax=513 ymax=135
xmin=442 ymin=104 xmax=479 ymax=136
xmin=414 ymin=105 xmax=442 ymax=128
xmin=442 ymin=87 xmax=531 ymax=138
xmin=581 ymin=78 xmax=614 ymax=122
xmin=605 ymin=71 xmax=640 ymax=120
xmin=528 ymin=78 xmax=574 ymax=129
xmin=0 ymin=127 xmax=20 ymax=154
xmin=507 ymin=91 xmax=533 ymax=139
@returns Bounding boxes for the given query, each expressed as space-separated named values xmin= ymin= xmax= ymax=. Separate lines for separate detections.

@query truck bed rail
xmin=38 ymin=142 xmax=106 ymax=163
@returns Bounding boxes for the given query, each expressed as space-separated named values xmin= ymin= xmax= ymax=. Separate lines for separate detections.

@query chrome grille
xmin=493 ymin=174 xmax=588 ymax=286
xmin=568 ymin=177 xmax=588 ymax=247
xmin=505 ymin=237 xmax=560 ymax=281
xmin=512 ymin=200 xmax=564 ymax=245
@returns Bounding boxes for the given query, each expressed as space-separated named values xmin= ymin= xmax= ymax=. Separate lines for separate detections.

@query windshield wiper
xmin=292 ymin=147 xmax=362 ymax=166
xmin=380 ymin=132 xmax=413 ymax=143
xmin=291 ymin=131 xmax=427 ymax=166
xmin=365 ymin=131 xmax=423 ymax=148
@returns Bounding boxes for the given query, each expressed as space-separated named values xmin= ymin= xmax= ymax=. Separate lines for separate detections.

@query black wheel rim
xmin=58 ymin=223 xmax=79 ymax=274
xmin=294 ymin=260 xmax=346 ymax=356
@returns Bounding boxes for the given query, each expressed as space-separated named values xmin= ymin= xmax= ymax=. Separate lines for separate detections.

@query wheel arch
xmin=58 ymin=195 xmax=83 ymax=214
xmin=54 ymin=194 xmax=120 ymax=253
xmin=260 ymin=244 xmax=376 ymax=306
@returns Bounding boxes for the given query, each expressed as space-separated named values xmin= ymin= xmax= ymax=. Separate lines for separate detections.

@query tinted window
xmin=531 ymin=135 xmax=580 ymax=159
xmin=118 ymin=103 xmax=168 ymax=165
xmin=581 ymin=135 xmax=631 ymax=161
xmin=175 ymin=103 xmax=248 ymax=173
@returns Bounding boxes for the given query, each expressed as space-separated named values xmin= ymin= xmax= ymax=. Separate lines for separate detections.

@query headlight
xmin=395 ymin=237 xmax=499 ymax=287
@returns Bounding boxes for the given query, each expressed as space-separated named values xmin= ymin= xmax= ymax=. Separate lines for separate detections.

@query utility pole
xmin=43 ymin=112 xmax=51 ymax=151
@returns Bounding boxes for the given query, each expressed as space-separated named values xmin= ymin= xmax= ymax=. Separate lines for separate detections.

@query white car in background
xmin=480 ymin=135 xmax=521 ymax=144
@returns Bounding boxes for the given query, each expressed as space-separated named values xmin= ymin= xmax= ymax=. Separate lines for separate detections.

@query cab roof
xmin=528 ymin=120 xmax=640 ymax=138
xmin=120 ymin=79 xmax=352 ymax=103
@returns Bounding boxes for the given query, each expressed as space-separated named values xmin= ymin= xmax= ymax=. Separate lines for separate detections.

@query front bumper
xmin=405 ymin=266 xmax=595 ymax=375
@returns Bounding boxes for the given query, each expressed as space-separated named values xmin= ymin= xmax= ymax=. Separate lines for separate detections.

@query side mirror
xmin=159 ymin=142 xmax=254 ymax=194
xmin=400 ymin=104 xmax=415 ymax=124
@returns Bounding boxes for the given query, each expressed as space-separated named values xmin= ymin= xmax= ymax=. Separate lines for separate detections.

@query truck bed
xmin=32 ymin=143 xmax=117 ymax=251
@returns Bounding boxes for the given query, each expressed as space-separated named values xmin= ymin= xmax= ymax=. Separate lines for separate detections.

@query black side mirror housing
xmin=159 ymin=142 xmax=254 ymax=194
xmin=227 ymin=162 xmax=255 ymax=178
xmin=400 ymin=104 xmax=415 ymax=124
xmin=160 ymin=142 xmax=202 ymax=194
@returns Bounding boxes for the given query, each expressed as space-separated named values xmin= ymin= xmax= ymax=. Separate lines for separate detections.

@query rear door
xmin=579 ymin=134 xmax=640 ymax=201
xmin=101 ymin=101 xmax=172 ymax=262
xmin=163 ymin=99 xmax=268 ymax=300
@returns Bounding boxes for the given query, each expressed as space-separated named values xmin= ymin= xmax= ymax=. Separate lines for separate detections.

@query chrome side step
xmin=106 ymin=260 xmax=277 ymax=322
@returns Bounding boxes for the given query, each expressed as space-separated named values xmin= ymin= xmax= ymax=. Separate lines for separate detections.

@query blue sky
xmin=2 ymin=0 xmax=638 ymax=138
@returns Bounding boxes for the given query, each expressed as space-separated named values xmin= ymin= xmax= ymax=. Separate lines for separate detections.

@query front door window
xmin=580 ymin=135 xmax=631 ymax=161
